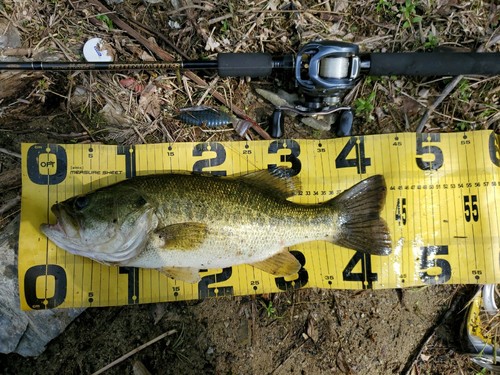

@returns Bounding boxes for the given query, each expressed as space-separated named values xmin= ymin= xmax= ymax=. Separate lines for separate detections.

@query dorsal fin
xmin=237 ymin=168 xmax=301 ymax=199
xmin=142 ymin=168 xmax=301 ymax=200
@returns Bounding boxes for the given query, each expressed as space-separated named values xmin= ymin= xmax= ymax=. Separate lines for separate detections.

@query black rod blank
xmin=366 ymin=52 xmax=500 ymax=76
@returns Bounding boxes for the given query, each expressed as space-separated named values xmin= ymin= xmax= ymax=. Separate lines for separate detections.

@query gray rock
xmin=0 ymin=216 xmax=84 ymax=357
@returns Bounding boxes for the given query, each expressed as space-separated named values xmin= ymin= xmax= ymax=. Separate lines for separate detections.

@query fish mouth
xmin=40 ymin=203 xmax=79 ymax=239
xmin=40 ymin=220 xmax=66 ymax=236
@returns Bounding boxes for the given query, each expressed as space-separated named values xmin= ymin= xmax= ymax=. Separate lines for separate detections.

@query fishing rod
xmin=2 ymin=40 xmax=499 ymax=136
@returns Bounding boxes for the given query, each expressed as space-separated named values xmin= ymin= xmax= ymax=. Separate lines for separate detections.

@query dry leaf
xmin=306 ymin=315 xmax=319 ymax=343
xmin=99 ymin=41 xmax=116 ymax=61
xmin=100 ymin=102 xmax=131 ymax=126
xmin=140 ymin=50 xmax=155 ymax=62
xmin=119 ymin=77 xmax=144 ymax=93
xmin=138 ymin=83 xmax=161 ymax=118
xmin=334 ymin=0 xmax=348 ymax=12
xmin=420 ymin=353 xmax=431 ymax=361
xmin=402 ymin=97 xmax=421 ymax=115
xmin=205 ymin=36 xmax=220 ymax=52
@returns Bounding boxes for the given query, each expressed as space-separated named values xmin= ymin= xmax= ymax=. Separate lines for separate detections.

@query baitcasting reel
xmin=271 ymin=41 xmax=363 ymax=137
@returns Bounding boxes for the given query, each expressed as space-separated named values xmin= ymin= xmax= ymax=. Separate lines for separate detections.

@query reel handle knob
xmin=270 ymin=109 xmax=284 ymax=138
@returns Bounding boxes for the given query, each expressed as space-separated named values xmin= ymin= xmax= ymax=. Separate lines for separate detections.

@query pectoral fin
xmin=250 ymin=251 xmax=301 ymax=277
xmin=153 ymin=222 xmax=207 ymax=250
xmin=158 ymin=267 xmax=201 ymax=283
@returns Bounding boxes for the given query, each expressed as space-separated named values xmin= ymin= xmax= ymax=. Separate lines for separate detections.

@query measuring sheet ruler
xmin=18 ymin=130 xmax=499 ymax=310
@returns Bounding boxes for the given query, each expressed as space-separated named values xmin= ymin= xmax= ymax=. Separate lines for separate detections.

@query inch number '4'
xmin=342 ymin=251 xmax=377 ymax=289
xmin=335 ymin=136 xmax=371 ymax=174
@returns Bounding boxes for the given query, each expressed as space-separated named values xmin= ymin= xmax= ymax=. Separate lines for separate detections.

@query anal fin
xmin=250 ymin=251 xmax=301 ymax=277
xmin=158 ymin=267 xmax=200 ymax=284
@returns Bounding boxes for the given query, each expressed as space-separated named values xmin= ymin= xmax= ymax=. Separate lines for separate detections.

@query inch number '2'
xmin=192 ymin=142 xmax=227 ymax=176
xmin=198 ymin=268 xmax=234 ymax=298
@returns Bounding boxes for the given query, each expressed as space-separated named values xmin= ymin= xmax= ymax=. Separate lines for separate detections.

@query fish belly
xmin=125 ymin=222 xmax=321 ymax=270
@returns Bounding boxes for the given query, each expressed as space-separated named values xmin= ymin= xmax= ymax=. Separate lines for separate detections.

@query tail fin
xmin=330 ymin=175 xmax=392 ymax=255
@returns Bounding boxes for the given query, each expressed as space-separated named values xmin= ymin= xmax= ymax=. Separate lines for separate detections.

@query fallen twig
xmin=401 ymin=287 xmax=467 ymax=375
xmin=0 ymin=147 xmax=21 ymax=159
xmin=69 ymin=109 xmax=96 ymax=142
xmin=0 ymin=196 xmax=20 ymax=215
xmin=415 ymin=76 xmax=463 ymax=133
xmin=91 ymin=329 xmax=177 ymax=375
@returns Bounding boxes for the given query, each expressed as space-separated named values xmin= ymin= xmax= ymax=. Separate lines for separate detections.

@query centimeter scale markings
xmin=18 ymin=131 xmax=500 ymax=310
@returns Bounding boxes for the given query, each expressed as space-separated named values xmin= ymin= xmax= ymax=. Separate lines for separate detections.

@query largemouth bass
xmin=40 ymin=171 xmax=391 ymax=283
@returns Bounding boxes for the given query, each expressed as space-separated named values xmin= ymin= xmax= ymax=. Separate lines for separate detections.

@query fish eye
xmin=134 ymin=196 xmax=147 ymax=207
xmin=74 ymin=196 xmax=90 ymax=211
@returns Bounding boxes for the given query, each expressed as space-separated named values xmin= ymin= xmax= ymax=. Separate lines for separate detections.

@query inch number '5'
xmin=415 ymin=133 xmax=443 ymax=170
xmin=418 ymin=245 xmax=451 ymax=285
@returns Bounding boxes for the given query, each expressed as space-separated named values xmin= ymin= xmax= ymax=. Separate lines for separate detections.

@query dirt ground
xmin=0 ymin=283 xmax=479 ymax=374
xmin=0 ymin=0 xmax=499 ymax=374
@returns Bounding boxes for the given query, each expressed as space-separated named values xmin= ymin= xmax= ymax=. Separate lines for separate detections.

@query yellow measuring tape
xmin=18 ymin=130 xmax=500 ymax=310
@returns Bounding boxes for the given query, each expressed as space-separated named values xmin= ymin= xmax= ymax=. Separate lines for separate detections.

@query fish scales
xmin=41 ymin=171 xmax=392 ymax=283
xmin=127 ymin=174 xmax=333 ymax=269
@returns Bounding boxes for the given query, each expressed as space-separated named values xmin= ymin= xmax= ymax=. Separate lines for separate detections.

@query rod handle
xmin=217 ymin=53 xmax=273 ymax=77
xmin=367 ymin=52 xmax=500 ymax=76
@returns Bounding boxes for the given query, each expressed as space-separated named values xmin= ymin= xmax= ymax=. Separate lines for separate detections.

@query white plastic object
xmin=83 ymin=38 xmax=114 ymax=62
